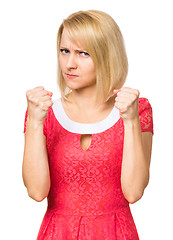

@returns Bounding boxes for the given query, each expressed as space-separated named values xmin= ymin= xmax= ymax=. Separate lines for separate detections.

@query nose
xmin=66 ymin=53 xmax=77 ymax=69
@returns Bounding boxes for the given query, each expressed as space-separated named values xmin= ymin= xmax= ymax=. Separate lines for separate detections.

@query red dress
xmin=23 ymin=97 xmax=154 ymax=240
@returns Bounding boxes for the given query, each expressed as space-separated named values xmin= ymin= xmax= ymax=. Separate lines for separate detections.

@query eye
xmin=60 ymin=49 xmax=69 ymax=54
xmin=79 ymin=51 xmax=89 ymax=57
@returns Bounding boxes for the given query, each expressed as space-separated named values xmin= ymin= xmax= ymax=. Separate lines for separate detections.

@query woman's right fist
xmin=26 ymin=86 xmax=53 ymax=123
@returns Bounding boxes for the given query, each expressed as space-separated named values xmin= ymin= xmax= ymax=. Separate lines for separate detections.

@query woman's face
xmin=59 ymin=29 xmax=96 ymax=90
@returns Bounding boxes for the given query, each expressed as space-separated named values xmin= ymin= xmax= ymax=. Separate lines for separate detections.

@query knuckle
xmin=36 ymin=86 xmax=44 ymax=90
xmin=26 ymin=90 xmax=30 ymax=97
xmin=128 ymin=99 xmax=132 ymax=105
xmin=123 ymin=106 xmax=128 ymax=112
xmin=26 ymin=90 xmax=33 ymax=98
xmin=135 ymin=89 xmax=140 ymax=96
xmin=131 ymin=95 xmax=136 ymax=103
xmin=116 ymin=96 xmax=119 ymax=102
xmin=39 ymin=101 xmax=44 ymax=108
xmin=28 ymin=94 xmax=33 ymax=101
xmin=43 ymin=90 xmax=48 ymax=94
xmin=131 ymin=94 xmax=137 ymax=102
xmin=47 ymin=100 xmax=53 ymax=107
xmin=114 ymin=101 xmax=118 ymax=107
xmin=44 ymin=96 xmax=51 ymax=102
xmin=42 ymin=90 xmax=49 ymax=96
xmin=43 ymin=106 xmax=48 ymax=111
xmin=35 ymin=98 xmax=39 ymax=105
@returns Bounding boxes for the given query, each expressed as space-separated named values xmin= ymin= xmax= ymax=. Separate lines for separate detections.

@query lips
xmin=65 ymin=73 xmax=79 ymax=79
xmin=66 ymin=73 xmax=78 ymax=77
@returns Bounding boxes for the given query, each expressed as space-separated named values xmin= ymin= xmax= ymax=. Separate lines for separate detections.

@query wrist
xmin=123 ymin=117 xmax=141 ymax=129
xmin=26 ymin=116 xmax=44 ymax=129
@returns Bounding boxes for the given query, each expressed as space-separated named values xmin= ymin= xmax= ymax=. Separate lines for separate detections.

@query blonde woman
xmin=22 ymin=10 xmax=154 ymax=240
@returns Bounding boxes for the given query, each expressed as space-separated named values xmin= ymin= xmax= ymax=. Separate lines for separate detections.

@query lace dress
xmin=23 ymin=97 xmax=154 ymax=240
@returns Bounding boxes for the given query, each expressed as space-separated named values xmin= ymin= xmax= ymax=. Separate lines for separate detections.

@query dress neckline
xmin=52 ymin=97 xmax=120 ymax=134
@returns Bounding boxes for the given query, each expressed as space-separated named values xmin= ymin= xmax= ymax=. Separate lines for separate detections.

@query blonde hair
xmin=57 ymin=10 xmax=128 ymax=104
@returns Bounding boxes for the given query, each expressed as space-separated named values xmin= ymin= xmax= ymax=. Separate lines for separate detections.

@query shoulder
xmin=138 ymin=97 xmax=154 ymax=134
xmin=138 ymin=97 xmax=152 ymax=106
xmin=138 ymin=97 xmax=153 ymax=113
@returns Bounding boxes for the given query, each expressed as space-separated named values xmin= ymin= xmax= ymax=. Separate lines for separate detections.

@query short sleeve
xmin=138 ymin=97 xmax=154 ymax=134
xmin=23 ymin=108 xmax=48 ymax=137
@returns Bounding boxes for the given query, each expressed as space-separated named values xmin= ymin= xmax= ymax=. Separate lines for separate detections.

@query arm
xmin=22 ymin=86 xmax=53 ymax=202
xmin=22 ymin=118 xmax=51 ymax=202
xmin=113 ymin=87 xmax=153 ymax=204
xmin=121 ymin=119 xmax=153 ymax=204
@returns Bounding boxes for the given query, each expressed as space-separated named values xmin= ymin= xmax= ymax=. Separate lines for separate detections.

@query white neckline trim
xmin=52 ymin=97 xmax=120 ymax=134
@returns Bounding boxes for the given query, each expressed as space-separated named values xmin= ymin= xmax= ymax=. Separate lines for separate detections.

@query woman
xmin=22 ymin=9 xmax=154 ymax=240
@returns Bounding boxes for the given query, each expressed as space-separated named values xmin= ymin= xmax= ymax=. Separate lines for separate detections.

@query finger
xmin=48 ymin=91 xmax=53 ymax=96
xmin=120 ymin=87 xmax=134 ymax=92
xmin=32 ymin=86 xmax=45 ymax=91
xmin=117 ymin=93 xmax=137 ymax=103
xmin=113 ymin=89 xmax=121 ymax=95
xmin=114 ymin=101 xmax=128 ymax=112
xmin=41 ymin=100 xmax=53 ymax=111
xmin=113 ymin=87 xmax=135 ymax=96
xmin=26 ymin=86 xmax=44 ymax=96
xmin=115 ymin=95 xmax=132 ymax=103
xmin=116 ymin=90 xmax=134 ymax=97
xmin=116 ymin=90 xmax=139 ymax=102
xmin=36 ymin=90 xmax=52 ymax=97
xmin=120 ymin=87 xmax=140 ymax=96
xmin=40 ymin=95 xmax=52 ymax=101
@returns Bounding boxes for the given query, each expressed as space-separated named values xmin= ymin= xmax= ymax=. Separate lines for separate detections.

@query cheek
xmin=58 ymin=56 xmax=64 ymax=69
xmin=84 ymin=61 xmax=96 ymax=74
xmin=89 ymin=64 xmax=96 ymax=77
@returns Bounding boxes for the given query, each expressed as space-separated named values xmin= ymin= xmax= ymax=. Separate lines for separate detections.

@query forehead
xmin=60 ymin=29 xmax=86 ymax=49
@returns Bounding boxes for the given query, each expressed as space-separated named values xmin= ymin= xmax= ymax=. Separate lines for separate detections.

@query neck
xmin=66 ymin=90 xmax=115 ymax=113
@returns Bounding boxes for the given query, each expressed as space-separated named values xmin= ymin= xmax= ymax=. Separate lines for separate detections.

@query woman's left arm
xmin=113 ymin=87 xmax=153 ymax=204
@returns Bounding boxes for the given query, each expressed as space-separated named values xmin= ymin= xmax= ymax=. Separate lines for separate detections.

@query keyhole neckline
xmin=78 ymin=134 xmax=94 ymax=152
xmin=52 ymin=97 xmax=120 ymax=134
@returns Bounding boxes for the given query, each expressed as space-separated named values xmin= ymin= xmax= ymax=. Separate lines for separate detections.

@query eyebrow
xmin=60 ymin=46 xmax=87 ymax=52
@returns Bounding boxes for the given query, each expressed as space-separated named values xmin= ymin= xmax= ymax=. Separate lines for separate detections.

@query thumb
xmin=48 ymin=91 xmax=53 ymax=96
xmin=113 ymin=89 xmax=121 ymax=95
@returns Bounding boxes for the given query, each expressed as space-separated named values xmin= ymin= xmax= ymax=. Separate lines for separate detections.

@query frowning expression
xmin=59 ymin=29 xmax=96 ymax=90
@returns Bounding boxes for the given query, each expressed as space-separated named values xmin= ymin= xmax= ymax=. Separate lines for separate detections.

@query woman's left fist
xmin=113 ymin=87 xmax=140 ymax=123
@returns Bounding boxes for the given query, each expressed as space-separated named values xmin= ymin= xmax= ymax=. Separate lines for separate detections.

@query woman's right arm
xmin=22 ymin=86 xmax=53 ymax=202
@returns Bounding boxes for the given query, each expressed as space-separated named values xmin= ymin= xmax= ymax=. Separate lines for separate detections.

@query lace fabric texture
xmin=23 ymin=97 xmax=154 ymax=240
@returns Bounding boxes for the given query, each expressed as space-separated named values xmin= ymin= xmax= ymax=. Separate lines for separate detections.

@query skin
xmin=113 ymin=87 xmax=153 ymax=203
xmin=23 ymin=29 xmax=153 ymax=203
xmin=23 ymin=87 xmax=53 ymax=201
xmin=59 ymin=29 xmax=153 ymax=204
xmin=59 ymin=29 xmax=115 ymax=113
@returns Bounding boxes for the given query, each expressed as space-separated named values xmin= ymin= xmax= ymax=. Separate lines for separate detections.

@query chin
xmin=65 ymin=82 xmax=86 ymax=90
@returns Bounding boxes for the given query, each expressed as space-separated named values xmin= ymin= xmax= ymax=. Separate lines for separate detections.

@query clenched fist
xmin=113 ymin=87 xmax=140 ymax=123
xmin=26 ymin=86 xmax=53 ymax=124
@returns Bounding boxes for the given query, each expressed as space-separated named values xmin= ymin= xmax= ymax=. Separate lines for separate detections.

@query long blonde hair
xmin=57 ymin=10 xmax=128 ymax=104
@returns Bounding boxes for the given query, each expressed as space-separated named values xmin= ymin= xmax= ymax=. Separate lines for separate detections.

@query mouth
xmin=66 ymin=73 xmax=79 ymax=77
xmin=66 ymin=73 xmax=79 ymax=79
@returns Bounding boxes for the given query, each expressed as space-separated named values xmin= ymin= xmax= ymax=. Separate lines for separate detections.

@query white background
xmin=0 ymin=0 xmax=172 ymax=239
